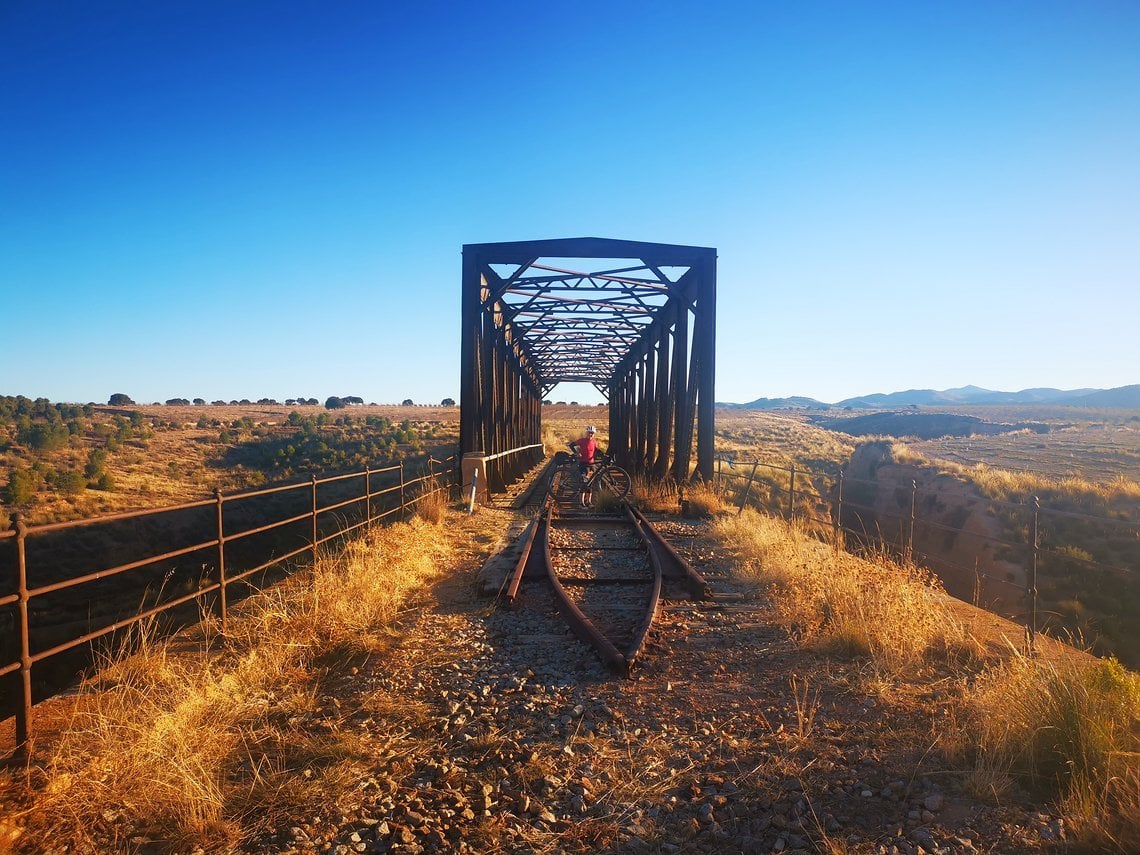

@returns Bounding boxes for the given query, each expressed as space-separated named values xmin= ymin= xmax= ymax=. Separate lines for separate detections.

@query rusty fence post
xmin=737 ymin=461 xmax=758 ymax=516
xmin=907 ymin=479 xmax=917 ymax=565
xmin=311 ymin=475 xmax=319 ymax=561
xmin=364 ymin=465 xmax=372 ymax=525
xmin=788 ymin=464 xmax=796 ymax=521
xmin=215 ymin=488 xmax=227 ymax=635
xmin=1027 ymin=496 xmax=1040 ymax=654
xmin=14 ymin=514 xmax=32 ymax=758
xmin=833 ymin=471 xmax=844 ymax=552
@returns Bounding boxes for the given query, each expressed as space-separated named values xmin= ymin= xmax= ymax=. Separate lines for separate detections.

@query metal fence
xmin=1 ymin=454 xmax=457 ymax=757
xmin=715 ymin=454 xmax=1138 ymax=654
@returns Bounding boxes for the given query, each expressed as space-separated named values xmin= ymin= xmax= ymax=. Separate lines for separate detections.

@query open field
xmin=3 ymin=504 xmax=1135 ymax=853
xmin=1 ymin=403 xmax=461 ymax=527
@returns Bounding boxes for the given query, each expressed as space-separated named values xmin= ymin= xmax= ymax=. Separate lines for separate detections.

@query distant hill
xmin=721 ymin=384 xmax=1137 ymax=409
xmin=833 ymin=386 xmax=1100 ymax=408
xmin=718 ymin=396 xmax=827 ymax=410
xmin=814 ymin=412 xmax=1051 ymax=440
xmin=1064 ymin=385 xmax=1140 ymax=408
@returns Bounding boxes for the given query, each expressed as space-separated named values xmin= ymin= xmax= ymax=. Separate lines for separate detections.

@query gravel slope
xmin=243 ymin=511 xmax=1066 ymax=855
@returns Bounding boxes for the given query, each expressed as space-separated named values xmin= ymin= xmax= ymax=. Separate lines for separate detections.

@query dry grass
xmin=711 ymin=509 xmax=966 ymax=672
xmin=681 ymin=481 xmax=724 ymax=518
xmin=412 ymin=477 xmax=450 ymax=524
xmin=968 ymin=653 xmax=1140 ymax=852
xmin=14 ymin=516 xmax=452 ymax=852
xmin=888 ymin=440 xmax=1140 ymax=508
xmin=631 ymin=474 xmax=679 ymax=513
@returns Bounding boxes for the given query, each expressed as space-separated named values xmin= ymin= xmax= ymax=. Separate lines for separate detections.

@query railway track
xmin=502 ymin=464 xmax=710 ymax=676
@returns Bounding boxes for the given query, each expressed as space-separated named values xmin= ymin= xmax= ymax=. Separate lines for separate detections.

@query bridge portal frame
xmin=460 ymin=237 xmax=716 ymax=484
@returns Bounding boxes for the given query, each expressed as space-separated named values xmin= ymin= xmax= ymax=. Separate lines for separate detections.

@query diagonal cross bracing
xmin=460 ymin=238 xmax=717 ymax=482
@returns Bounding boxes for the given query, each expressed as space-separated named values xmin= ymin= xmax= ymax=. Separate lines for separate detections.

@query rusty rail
xmin=2 ymin=454 xmax=457 ymax=758
xmin=506 ymin=467 xmax=706 ymax=675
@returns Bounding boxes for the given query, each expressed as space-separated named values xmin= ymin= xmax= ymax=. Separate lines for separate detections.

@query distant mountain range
xmin=720 ymin=384 xmax=1140 ymax=410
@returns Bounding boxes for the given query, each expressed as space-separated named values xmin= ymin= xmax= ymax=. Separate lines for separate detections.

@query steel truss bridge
xmin=460 ymin=237 xmax=716 ymax=483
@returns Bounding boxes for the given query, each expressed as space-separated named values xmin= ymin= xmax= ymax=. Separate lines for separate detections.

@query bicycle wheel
xmin=598 ymin=465 xmax=631 ymax=499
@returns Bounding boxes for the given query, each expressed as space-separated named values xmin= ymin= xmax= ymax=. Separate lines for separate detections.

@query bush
xmin=84 ymin=449 xmax=108 ymax=479
xmin=970 ymin=654 xmax=1140 ymax=849
xmin=5 ymin=469 xmax=37 ymax=504
xmin=56 ymin=470 xmax=87 ymax=496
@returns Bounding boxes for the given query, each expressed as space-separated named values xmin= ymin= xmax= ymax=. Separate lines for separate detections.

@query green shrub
xmin=56 ymin=470 xmax=86 ymax=496
xmin=5 ymin=469 xmax=37 ymax=504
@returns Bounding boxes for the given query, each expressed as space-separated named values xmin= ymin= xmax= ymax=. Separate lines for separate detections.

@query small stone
xmin=910 ymin=828 xmax=936 ymax=850
xmin=923 ymin=794 xmax=944 ymax=812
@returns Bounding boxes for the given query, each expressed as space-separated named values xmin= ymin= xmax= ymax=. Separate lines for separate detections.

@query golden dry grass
xmin=889 ymin=441 xmax=1140 ymax=507
xmin=14 ymin=516 xmax=452 ymax=852
xmin=681 ymin=481 xmax=724 ymax=518
xmin=711 ymin=509 xmax=967 ymax=672
xmin=967 ymin=653 xmax=1140 ymax=852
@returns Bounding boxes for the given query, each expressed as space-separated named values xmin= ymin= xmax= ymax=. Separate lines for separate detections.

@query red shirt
xmin=574 ymin=435 xmax=597 ymax=464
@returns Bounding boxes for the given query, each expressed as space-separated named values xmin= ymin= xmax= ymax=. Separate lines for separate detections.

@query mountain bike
xmin=568 ymin=452 xmax=631 ymax=500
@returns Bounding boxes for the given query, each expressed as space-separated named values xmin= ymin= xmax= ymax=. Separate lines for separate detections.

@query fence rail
xmin=715 ymin=454 xmax=1138 ymax=654
xmin=2 ymin=454 xmax=457 ymax=758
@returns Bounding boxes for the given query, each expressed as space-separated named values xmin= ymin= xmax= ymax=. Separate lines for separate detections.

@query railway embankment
xmin=1 ymin=502 xmax=1130 ymax=854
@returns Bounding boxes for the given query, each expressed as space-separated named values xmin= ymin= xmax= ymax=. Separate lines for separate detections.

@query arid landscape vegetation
xmin=0 ymin=397 xmax=462 ymax=528
xmin=2 ymin=398 xmax=1139 ymax=852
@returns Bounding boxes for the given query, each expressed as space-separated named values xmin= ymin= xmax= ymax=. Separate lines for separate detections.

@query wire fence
xmin=714 ymin=454 xmax=1139 ymax=657
xmin=2 ymin=454 xmax=458 ymax=757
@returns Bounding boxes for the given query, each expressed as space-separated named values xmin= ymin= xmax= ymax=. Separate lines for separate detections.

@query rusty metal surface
xmin=626 ymin=505 xmax=712 ymax=601
xmin=460 ymin=238 xmax=717 ymax=484
xmin=516 ymin=488 xmax=705 ymax=676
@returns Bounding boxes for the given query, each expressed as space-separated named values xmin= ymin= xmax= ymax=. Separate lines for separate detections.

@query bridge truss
xmin=460 ymin=237 xmax=716 ymax=482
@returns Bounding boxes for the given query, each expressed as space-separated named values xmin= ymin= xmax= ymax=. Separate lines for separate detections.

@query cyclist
xmin=568 ymin=425 xmax=598 ymax=507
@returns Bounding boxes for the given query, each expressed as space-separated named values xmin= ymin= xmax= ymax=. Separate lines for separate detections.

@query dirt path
xmin=228 ymin=511 xmax=1066 ymax=854
xmin=2 ymin=508 xmax=1075 ymax=853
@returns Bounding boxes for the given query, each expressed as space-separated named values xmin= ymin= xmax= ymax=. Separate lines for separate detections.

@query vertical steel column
xmin=653 ymin=316 xmax=673 ymax=479
xmin=644 ymin=340 xmax=657 ymax=474
xmin=479 ymin=290 xmax=494 ymax=457
xmin=694 ymin=252 xmax=717 ymax=482
xmin=634 ymin=354 xmax=648 ymax=473
xmin=459 ymin=249 xmax=481 ymax=456
xmin=670 ymin=304 xmax=690 ymax=481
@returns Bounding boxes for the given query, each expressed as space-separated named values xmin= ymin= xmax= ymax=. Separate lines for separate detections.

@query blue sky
xmin=3 ymin=1 xmax=1138 ymax=406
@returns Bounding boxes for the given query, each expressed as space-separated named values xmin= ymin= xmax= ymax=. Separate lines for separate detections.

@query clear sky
xmin=3 ymin=1 xmax=1138 ymax=406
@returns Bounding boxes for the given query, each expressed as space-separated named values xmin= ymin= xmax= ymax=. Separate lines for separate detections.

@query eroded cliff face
xmin=841 ymin=442 xmax=1025 ymax=612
